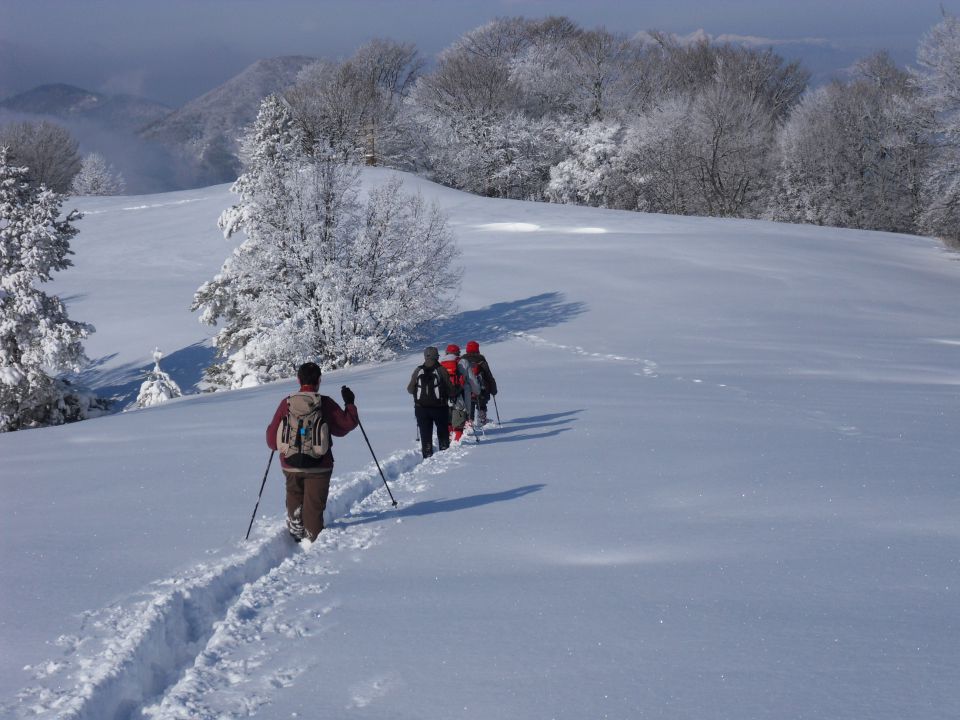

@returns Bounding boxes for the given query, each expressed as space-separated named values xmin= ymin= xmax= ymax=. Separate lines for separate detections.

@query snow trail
xmin=9 ymin=442 xmax=474 ymax=720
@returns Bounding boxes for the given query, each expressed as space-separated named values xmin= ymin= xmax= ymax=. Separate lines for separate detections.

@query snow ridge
xmin=11 ymin=440 xmax=474 ymax=720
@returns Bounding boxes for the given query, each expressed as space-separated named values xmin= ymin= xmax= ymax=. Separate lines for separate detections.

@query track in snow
xmin=9 ymin=436 xmax=480 ymax=720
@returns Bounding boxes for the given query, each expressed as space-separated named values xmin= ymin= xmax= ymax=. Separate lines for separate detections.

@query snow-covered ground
xmin=2 ymin=169 xmax=960 ymax=719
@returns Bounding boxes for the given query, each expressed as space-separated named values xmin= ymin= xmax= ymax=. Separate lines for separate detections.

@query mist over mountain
xmin=0 ymin=57 xmax=314 ymax=192
xmin=138 ymin=56 xmax=316 ymax=187
xmin=0 ymin=83 xmax=171 ymax=132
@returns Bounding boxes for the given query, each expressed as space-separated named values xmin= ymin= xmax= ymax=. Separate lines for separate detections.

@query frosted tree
xmin=192 ymin=94 xmax=316 ymax=388
xmin=0 ymin=120 xmax=82 ymax=192
xmin=622 ymin=84 xmax=777 ymax=217
xmin=285 ymin=39 xmax=423 ymax=166
xmin=412 ymin=40 xmax=521 ymax=196
xmin=551 ymin=27 xmax=651 ymax=123
xmin=132 ymin=348 xmax=182 ymax=409
xmin=547 ymin=121 xmax=625 ymax=207
xmin=193 ymin=96 xmax=460 ymax=389
xmin=913 ymin=14 xmax=960 ymax=241
xmin=771 ymin=53 xmax=929 ymax=232
xmin=336 ymin=175 xmax=461 ymax=362
xmin=618 ymin=97 xmax=697 ymax=215
xmin=0 ymin=147 xmax=96 ymax=431
xmin=411 ymin=19 xmax=570 ymax=199
xmin=70 ymin=152 xmax=126 ymax=196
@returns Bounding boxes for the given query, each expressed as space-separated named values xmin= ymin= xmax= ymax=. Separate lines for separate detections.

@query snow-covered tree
xmin=193 ymin=96 xmax=460 ymax=389
xmin=132 ymin=348 xmax=182 ymax=409
xmin=913 ymin=14 xmax=960 ymax=241
xmin=621 ymin=83 xmax=777 ymax=218
xmin=771 ymin=52 xmax=929 ymax=232
xmin=70 ymin=152 xmax=126 ymax=196
xmin=0 ymin=120 xmax=82 ymax=193
xmin=550 ymin=27 xmax=651 ymax=123
xmin=0 ymin=147 xmax=97 ymax=431
xmin=547 ymin=121 xmax=625 ymax=207
xmin=285 ymin=39 xmax=423 ymax=167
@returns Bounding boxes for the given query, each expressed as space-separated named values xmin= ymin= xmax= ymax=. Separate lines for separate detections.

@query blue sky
xmin=1 ymin=0 xmax=957 ymax=105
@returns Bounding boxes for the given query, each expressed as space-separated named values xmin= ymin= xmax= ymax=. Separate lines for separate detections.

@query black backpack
xmin=415 ymin=365 xmax=445 ymax=406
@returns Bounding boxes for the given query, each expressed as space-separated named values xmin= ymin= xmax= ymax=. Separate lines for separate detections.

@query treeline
xmin=0 ymin=120 xmax=126 ymax=195
xmin=280 ymin=14 xmax=960 ymax=240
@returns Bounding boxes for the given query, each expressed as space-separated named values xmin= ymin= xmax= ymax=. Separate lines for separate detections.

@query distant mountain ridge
xmin=1 ymin=56 xmax=316 ymax=190
xmin=139 ymin=55 xmax=316 ymax=185
xmin=0 ymin=83 xmax=172 ymax=133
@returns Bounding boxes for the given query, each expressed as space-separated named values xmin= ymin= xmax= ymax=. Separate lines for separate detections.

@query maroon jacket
xmin=266 ymin=384 xmax=359 ymax=471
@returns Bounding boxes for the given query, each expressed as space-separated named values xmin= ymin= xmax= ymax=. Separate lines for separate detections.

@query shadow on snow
xmin=475 ymin=409 xmax=582 ymax=444
xmin=337 ymin=411 xmax=579 ymax=527
xmin=76 ymin=341 xmax=217 ymax=409
xmin=74 ymin=292 xmax=585 ymax=413
xmin=339 ymin=483 xmax=545 ymax=528
xmin=412 ymin=291 xmax=586 ymax=349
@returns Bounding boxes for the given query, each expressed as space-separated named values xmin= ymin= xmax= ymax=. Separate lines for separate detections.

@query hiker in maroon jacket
xmin=266 ymin=362 xmax=359 ymax=542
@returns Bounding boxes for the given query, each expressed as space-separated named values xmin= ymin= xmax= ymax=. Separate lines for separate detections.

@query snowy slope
xmin=2 ymin=169 xmax=960 ymax=719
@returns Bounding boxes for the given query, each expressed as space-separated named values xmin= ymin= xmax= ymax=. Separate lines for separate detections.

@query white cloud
xmin=636 ymin=28 xmax=837 ymax=50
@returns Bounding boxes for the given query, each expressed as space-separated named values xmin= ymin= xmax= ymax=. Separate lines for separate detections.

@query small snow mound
xmin=568 ymin=226 xmax=608 ymax=234
xmin=474 ymin=222 xmax=540 ymax=232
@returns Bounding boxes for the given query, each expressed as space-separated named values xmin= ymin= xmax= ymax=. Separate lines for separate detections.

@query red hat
xmin=446 ymin=343 xmax=461 ymax=355
xmin=466 ymin=340 xmax=480 ymax=354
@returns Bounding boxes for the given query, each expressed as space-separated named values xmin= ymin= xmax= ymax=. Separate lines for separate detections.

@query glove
xmin=491 ymin=389 xmax=497 ymax=396
xmin=341 ymin=385 xmax=355 ymax=405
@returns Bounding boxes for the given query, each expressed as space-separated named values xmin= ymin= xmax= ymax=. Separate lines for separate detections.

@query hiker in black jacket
xmin=407 ymin=346 xmax=455 ymax=458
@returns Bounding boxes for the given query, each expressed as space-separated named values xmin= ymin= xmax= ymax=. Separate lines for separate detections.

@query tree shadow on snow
xmin=337 ymin=483 xmax=545 ymax=528
xmin=411 ymin=292 xmax=586 ymax=348
xmin=76 ymin=341 xmax=217 ymax=410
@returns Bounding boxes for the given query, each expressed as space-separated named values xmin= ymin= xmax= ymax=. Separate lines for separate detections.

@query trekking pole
xmin=357 ymin=418 xmax=399 ymax=507
xmin=245 ymin=450 xmax=275 ymax=540
xmin=492 ymin=394 xmax=502 ymax=425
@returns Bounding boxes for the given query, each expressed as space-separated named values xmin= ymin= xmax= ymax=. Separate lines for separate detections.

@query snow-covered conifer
xmin=70 ymin=152 xmax=126 ymax=196
xmin=0 ymin=147 xmax=95 ymax=431
xmin=132 ymin=348 xmax=182 ymax=409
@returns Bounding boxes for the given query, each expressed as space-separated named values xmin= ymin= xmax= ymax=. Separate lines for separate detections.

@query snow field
xmin=3 ymin=168 xmax=960 ymax=718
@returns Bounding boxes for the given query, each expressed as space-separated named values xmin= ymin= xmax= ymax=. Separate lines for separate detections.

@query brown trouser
xmin=284 ymin=469 xmax=332 ymax=541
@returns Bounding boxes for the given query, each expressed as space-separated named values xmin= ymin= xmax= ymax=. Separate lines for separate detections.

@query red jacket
xmin=266 ymin=384 xmax=359 ymax=471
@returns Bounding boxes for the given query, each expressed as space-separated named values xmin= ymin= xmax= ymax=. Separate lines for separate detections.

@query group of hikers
xmin=407 ymin=340 xmax=498 ymax=457
xmin=265 ymin=341 xmax=497 ymax=542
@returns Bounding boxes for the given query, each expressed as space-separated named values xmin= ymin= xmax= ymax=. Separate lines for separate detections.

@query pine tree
xmin=132 ymin=348 xmax=182 ymax=409
xmin=0 ymin=147 xmax=95 ymax=431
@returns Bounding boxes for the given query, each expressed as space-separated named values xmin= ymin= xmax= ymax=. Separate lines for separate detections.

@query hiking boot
xmin=478 ymin=410 xmax=488 ymax=425
xmin=286 ymin=508 xmax=305 ymax=542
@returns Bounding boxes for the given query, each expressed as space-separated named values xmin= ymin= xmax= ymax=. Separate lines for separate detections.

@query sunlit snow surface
xmin=2 ymin=168 xmax=960 ymax=719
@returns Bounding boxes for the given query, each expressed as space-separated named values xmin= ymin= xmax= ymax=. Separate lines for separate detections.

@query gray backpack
xmin=276 ymin=393 xmax=330 ymax=470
